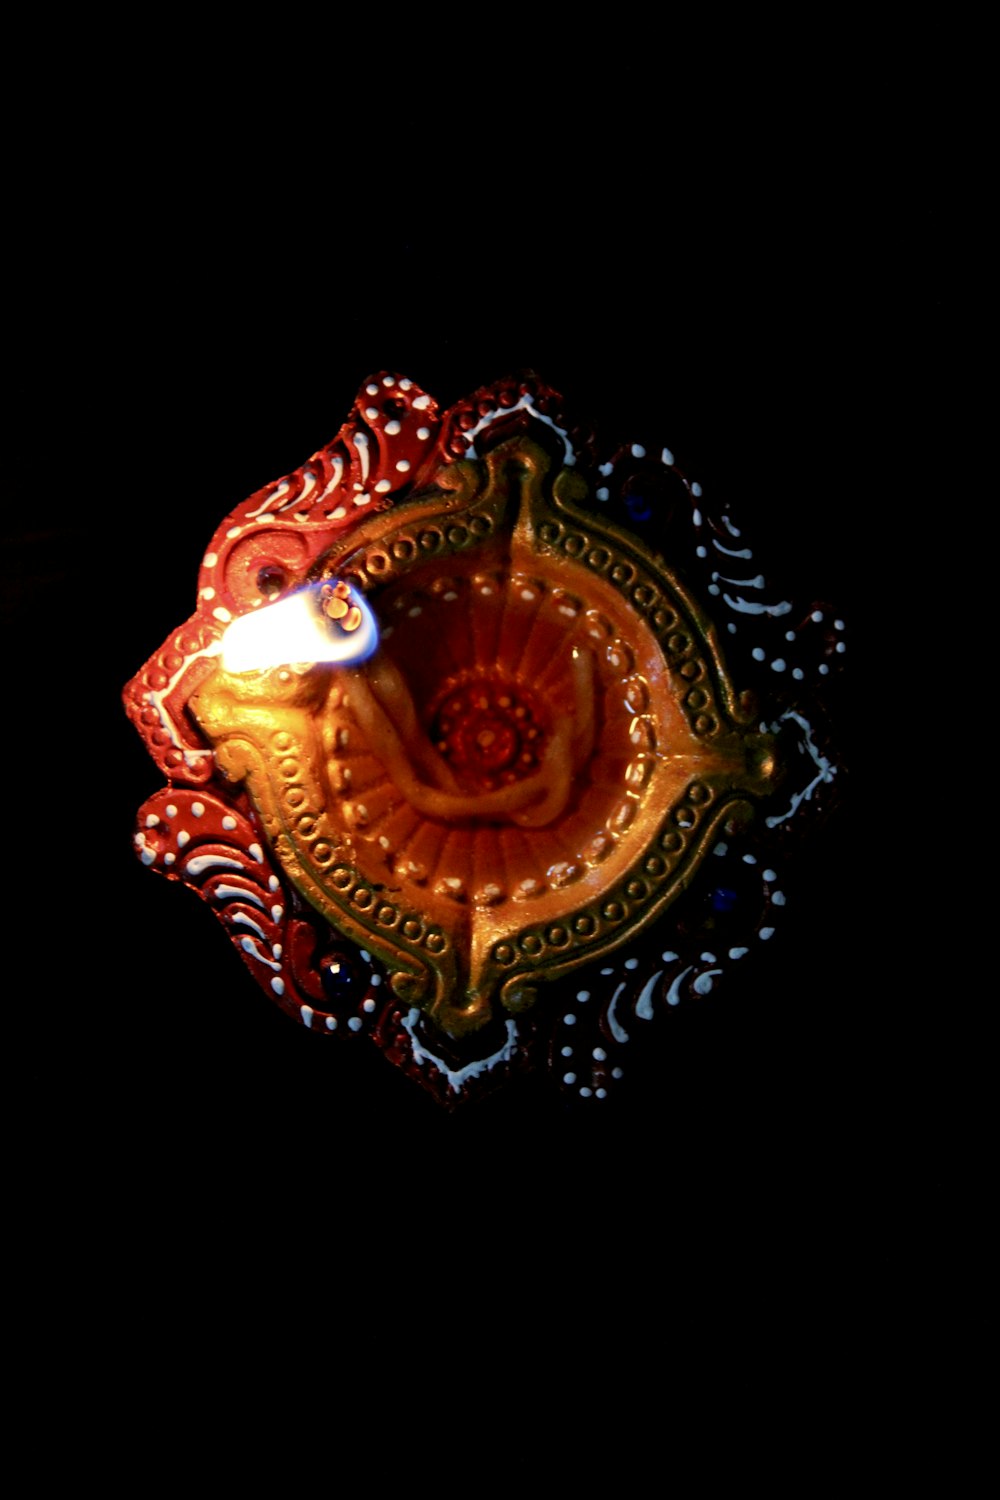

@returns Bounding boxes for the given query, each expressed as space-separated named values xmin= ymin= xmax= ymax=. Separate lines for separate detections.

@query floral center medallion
xmin=125 ymin=373 xmax=844 ymax=1107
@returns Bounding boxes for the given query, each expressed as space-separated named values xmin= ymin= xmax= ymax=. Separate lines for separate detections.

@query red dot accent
xmin=429 ymin=678 xmax=548 ymax=790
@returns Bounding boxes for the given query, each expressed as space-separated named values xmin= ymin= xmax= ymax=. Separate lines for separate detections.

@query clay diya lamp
xmin=125 ymin=373 xmax=844 ymax=1106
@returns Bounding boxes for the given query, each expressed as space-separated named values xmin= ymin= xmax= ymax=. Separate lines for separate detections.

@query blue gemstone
xmin=625 ymin=492 xmax=653 ymax=522
xmin=711 ymin=886 xmax=739 ymax=914
xmin=320 ymin=956 xmax=359 ymax=1002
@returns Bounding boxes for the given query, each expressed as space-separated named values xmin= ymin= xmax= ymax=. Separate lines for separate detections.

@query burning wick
xmin=220 ymin=579 xmax=379 ymax=674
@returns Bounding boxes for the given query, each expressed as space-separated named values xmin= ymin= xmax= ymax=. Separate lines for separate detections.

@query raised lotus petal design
xmin=125 ymin=373 xmax=844 ymax=1106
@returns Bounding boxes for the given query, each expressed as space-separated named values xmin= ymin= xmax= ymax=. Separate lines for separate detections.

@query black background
xmin=15 ymin=164 xmax=880 ymax=1292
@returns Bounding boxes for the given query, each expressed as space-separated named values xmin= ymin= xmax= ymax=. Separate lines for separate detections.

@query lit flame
xmin=221 ymin=581 xmax=379 ymax=674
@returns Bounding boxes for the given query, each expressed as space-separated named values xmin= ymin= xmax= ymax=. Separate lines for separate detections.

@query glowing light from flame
xmin=221 ymin=581 xmax=379 ymax=674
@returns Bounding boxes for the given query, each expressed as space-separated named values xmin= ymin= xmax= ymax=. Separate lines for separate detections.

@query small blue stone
xmin=320 ymin=957 xmax=359 ymax=1002
xmin=625 ymin=492 xmax=653 ymax=522
xmin=711 ymin=886 xmax=739 ymax=914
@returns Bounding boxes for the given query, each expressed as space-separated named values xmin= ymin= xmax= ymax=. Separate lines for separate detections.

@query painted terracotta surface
xmin=124 ymin=373 xmax=845 ymax=1107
